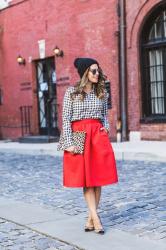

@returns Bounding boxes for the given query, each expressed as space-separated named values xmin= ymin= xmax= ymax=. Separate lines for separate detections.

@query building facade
xmin=0 ymin=0 xmax=166 ymax=141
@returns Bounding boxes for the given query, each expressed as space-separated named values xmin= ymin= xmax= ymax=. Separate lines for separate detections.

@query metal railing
xmin=20 ymin=106 xmax=32 ymax=136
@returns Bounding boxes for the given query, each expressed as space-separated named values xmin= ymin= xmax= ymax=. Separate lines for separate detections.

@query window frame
xmin=140 ymin=6 xmax=166 ymax=123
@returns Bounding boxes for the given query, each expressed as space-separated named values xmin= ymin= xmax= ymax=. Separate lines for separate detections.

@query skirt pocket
xmin=99 ymin=129 xmax=111 ymax=147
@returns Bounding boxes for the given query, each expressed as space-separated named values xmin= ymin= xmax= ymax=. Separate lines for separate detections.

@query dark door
xmin=36 ymin=57 xmax=59 ymax=136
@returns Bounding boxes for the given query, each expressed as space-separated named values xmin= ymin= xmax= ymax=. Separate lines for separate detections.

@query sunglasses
xmin=89 ymin=68 xmax=99 ymax=75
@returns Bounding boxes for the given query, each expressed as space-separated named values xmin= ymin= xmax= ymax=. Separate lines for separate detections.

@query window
xmin=0 ymin=0 xmax=12 ymax=10
xmin=140 ymin=6 xmax=166 ymax=121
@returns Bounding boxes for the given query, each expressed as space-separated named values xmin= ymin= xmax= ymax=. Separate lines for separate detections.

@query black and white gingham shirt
xmin=62 ymin=86 xmax=110 ymax=149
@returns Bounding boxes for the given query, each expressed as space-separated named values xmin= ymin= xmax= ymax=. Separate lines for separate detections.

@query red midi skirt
xmin=63 ymin=118 xmax=118 ymax=187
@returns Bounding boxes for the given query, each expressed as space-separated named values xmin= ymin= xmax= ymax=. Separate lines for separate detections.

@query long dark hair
xmin=70 ymin=66 xmax=107 ymax=101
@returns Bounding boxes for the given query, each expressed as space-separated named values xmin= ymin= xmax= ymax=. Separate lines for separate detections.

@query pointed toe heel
xmin=94 ymin=228 xmax=105 ymax=234
xmin=93 ymin=215 xmax=105 ymax=235
xmin=84 ymin=217 xmax=94 ymax=232
xmin=84 ymin=226 xmax=95 ymax=232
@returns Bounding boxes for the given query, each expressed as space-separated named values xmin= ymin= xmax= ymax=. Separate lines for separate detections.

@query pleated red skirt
xmin=63 ymin=118 xmax=118 ymax=187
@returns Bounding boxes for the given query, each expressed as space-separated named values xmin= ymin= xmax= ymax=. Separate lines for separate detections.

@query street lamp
xmin=53 ymin=46 xmax=64 ymax=57
xmin=17 ymin=55 xmax=26 ymax=65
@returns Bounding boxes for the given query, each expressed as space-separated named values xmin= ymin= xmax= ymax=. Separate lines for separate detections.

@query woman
xmin=59 ymin=57 xmax=118 ymax=234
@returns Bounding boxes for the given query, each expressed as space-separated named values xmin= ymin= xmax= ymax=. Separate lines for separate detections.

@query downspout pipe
xmin=118 ymin=0 xmax=128 ymax=141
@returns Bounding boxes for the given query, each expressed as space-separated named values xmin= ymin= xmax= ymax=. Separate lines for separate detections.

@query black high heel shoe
xmin=84 ymin=218 xmax=94 ymax=232
xmin=84 ymin=226 xmax=95 ymax=232
xmin=94 ymin=227 xmax=105 ymax=234
xmin=92 ymin=216 xmax=105 ymax=235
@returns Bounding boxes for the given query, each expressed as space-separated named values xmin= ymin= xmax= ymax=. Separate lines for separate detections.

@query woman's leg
xmin=83 ymin=187 xmax=97 ymax=220
xmin=94 ymin=186 xmax=101 ymax=208
xmin=83 ymin=187 xmax=103 ymax=230
xmin=86 ymin=186 xmax=101 ymax=222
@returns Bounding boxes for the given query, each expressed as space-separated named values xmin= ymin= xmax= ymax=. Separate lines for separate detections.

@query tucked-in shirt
xmin=62 ymin=86 xmax=110 ymax=149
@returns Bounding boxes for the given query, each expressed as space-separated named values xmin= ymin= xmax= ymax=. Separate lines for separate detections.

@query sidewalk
xmin=0 ymin=140 xmax=165 ymax=162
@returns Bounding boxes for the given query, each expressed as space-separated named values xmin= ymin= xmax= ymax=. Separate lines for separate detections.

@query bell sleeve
xmin=101 ymin=90 xmax=110 ymax=131
xmin=62 ymin=87 xmax=74 ymax=149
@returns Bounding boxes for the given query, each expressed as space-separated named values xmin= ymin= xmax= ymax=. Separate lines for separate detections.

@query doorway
xmin=36 ymin=57 xmax=59 ymax=136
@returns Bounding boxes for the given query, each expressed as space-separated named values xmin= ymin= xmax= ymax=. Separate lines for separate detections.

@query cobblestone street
xmin=0 ymin=151 xmax=166 ymax=249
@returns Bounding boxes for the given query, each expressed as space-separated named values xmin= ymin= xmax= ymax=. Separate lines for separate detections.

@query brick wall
xmin=0 ymin=0 xmax=119 ymax=140
xmin=141 ymin=123 xmax=166 ymax=141
xmin=0 ymin=0 xmax=166 ymax=141
xmin=126 ymin=0 xmax=166 ymax=140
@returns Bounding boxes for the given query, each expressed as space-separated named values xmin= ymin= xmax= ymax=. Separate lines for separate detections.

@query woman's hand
xmin=65 ymin=145 xmax=78 ymax=154
xmin=100 ymin=127 xmax=109 ymax=134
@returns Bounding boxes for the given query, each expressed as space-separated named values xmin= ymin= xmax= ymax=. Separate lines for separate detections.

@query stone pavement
xmin=0 ymin=147 xmax=165 ymax=250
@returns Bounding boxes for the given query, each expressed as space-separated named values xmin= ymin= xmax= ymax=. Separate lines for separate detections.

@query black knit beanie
xmin=74 ymin=57 xmax=99 ymax=78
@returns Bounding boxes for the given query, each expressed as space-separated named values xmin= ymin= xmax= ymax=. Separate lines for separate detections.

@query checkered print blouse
xmin=62 ymin=86 xmax=110 ymax=149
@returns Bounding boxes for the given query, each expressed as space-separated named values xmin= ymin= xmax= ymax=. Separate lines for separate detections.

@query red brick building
xmin=0 ymin=0 xmax=166 ymax=141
